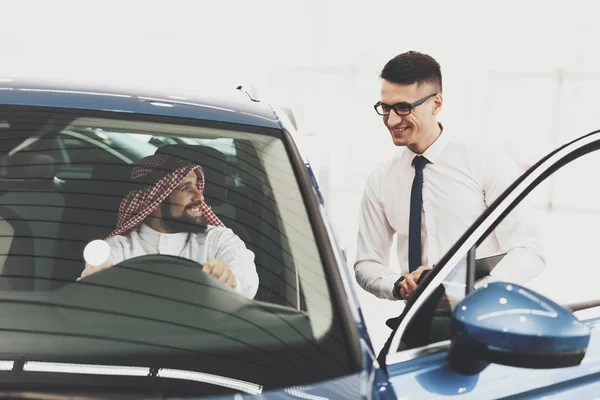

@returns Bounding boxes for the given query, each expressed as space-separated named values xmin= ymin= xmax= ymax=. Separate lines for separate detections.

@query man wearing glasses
xmin=354 ymin=51 xmax=545 ymax=300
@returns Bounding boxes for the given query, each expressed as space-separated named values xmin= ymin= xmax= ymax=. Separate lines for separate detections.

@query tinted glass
xmin=397 ymin=139 xmax=600 ymax=351
xmin=0 ymin=106 xmax=354 ymax=397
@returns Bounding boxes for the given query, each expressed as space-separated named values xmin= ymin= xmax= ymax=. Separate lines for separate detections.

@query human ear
xmin=432 ymin=94 xmax=443 ymax=114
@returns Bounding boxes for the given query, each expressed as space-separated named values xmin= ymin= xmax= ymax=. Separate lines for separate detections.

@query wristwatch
xmin=393 ymin=276 xmax=405 ymax=299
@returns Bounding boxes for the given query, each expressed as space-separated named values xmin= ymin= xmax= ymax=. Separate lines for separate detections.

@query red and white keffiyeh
xmin=108 ymin=154 xmax=224 ymax=238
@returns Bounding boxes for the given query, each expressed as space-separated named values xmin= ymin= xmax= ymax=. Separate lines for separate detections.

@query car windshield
xmin=0 ymin=106 xmax=354 ymax=397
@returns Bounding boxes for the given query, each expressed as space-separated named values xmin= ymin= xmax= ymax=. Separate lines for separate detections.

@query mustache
xmin=185 ymin=202 xmax=204 ymax=209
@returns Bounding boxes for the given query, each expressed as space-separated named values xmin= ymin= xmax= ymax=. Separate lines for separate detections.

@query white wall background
xmin=3 ymin=0 xmax=600 ymax=352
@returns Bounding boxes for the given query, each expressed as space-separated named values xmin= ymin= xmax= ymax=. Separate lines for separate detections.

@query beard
xmin=160 ymin=202 xmax=208 ymax=234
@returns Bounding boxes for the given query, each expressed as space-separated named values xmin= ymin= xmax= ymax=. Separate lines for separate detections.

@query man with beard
xmin=79 ymin=153 xmax=259 ymax=299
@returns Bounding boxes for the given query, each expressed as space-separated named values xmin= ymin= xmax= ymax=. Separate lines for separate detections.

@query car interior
xmin=0 ymin=109 xmax=301 ymax=309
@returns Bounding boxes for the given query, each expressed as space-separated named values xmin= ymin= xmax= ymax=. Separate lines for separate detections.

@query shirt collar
xmin=406 ymin=123 xmax=449 ymax=165
xmin=138 ymin=223 xmax=189 ymax=246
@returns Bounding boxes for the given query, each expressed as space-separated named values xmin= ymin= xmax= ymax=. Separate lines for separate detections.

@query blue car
xmin=0 ymin=79 xmax=598 ymax=399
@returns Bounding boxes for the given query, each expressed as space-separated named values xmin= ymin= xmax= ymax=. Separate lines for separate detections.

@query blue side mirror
xmin=449 ymin=282 xmax=590 ymax=374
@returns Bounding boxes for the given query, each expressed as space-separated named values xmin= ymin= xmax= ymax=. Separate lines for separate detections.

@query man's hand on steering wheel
xmin=202 ymin=259 xmax=237 ymax=289
xmin=80 ymin=260 xmax=115 ymax=279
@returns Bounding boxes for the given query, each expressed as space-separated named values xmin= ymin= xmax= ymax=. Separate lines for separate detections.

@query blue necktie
xmin=409 ymin=156 xmax=429 ymax=272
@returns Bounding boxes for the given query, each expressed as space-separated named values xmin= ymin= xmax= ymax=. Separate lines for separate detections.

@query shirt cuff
xmin=382 ymin=274 xmax=402 ymax=300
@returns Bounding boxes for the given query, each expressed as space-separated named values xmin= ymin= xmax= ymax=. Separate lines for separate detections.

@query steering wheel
xmin=78 ymin=254 xmax=241 ymax=301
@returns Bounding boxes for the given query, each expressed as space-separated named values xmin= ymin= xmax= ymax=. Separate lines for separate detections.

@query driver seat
xmin=0 ymin=208 xmax=35 ymax=290
xmin=0 ymin=152 xmax=63 ymax=290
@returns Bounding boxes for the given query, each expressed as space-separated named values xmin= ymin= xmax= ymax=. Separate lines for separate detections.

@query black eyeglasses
xmin=374 ymin=93 xmax=438 ymax=116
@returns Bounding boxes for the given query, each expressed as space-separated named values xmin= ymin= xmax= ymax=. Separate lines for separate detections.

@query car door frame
xmin=384 ymin=129 xmax=600 ymax=368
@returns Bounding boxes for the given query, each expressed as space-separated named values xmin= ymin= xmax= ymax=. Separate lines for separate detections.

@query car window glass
xmin=59 ymin=130 xmax=130 ymax=165
xmin=504 ymin=150 xmax=600 ymax=305
xmin=61 ymin=129 xmax=157 ymax=165
xmin=397 ymin=145 xmax=600 ymax=352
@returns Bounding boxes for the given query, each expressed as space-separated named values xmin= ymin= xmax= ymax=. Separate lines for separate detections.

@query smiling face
xmin=147 ymin=170 xmax=208 ymax=233
xmin=380 ymin=79 xmax=443 ymax=154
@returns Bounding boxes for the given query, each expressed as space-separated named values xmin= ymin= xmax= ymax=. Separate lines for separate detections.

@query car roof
xmin=0 ymin=78 xmax=282 ymax=129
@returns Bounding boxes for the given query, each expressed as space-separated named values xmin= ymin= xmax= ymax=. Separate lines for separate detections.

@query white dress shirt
xmin=85 ymin=223 xmax=259 ymax=299
xmin=355 ymin=128 xmax=545 ymax=300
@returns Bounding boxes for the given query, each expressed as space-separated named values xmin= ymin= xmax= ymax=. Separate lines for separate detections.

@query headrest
xmin=0 ymin=152 xmax=57 ymax=180
xmin=90 ymin=163 xmax=135 ymax=197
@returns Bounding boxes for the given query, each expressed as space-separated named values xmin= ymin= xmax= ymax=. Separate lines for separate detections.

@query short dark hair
xmin=380 ymin=51 xmax=442 ymax=93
